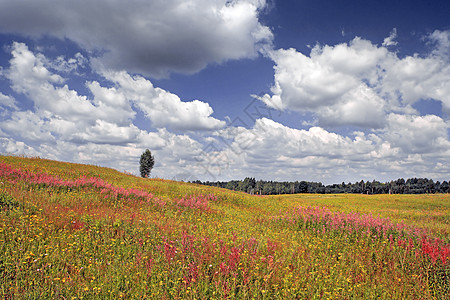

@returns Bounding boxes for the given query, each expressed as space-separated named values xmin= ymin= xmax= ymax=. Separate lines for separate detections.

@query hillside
xmin=0 ymin=155 xmax=449 ymax=299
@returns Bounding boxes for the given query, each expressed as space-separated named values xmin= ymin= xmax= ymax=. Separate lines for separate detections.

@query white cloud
xmin=0 ymin=32 xmax=448 ymax=184
xmin=3 ymin=111 xmax=447 ymax=183
xmin=428 ymin=29 xmax=450 ymax=60
xmin=263 ymin=48 xmax=358 ymax=110
xmin=64 ymin=128 xmax=206 ymax=178
xmin=317 ymin=84 xmax=386 ymax=128
xmin=382 ymin=28 xmax=398 ymax=47
xmin=101 ymin=70 xmax=226 ymax=131
xmin=3 ymin=42 xmax=224 ymax=142
xmin=8 ymin=42 xmax=65 ymax=94
xmin=258 ymin=37 xmax=390 ymax=126
xmin=86 ymin=81 xmax=135 ymax=126
xmin=0 ymin=0 xmax=273 ymax=77
xmin=244 ymin=31 xmax=449 ymax=182
xmin=381 ymin=51 xmax=450 ymax=114
xmin=313 ymin=37 xmax=388 ymax=78
xmin=231 ymin=118 xmax=378 ymax=160
xmin=1 ymin=111 xmax=56 ymax=142
xmin=0 ymin=128 xmax=208 ymax=179
xmin=0 ymin=93 xmax=17 ymax=110
xmin=382 ymin=113 xmax=450 ymax=153
xmin=0 ymin=42 xmax=227 ymax=178
xmin=6 ymin=42 xmax=98 ymax=124
xmin=260 ymin=31 xmax=450 ymax=127
xmin=204 ymin=118 xmax=396 ymax=182
xmin=205 ymin=117 xmax=449 ymax=183
xmin=42 ymin=52 xmax=87 ymax=74
xmin=0 ymin=137 xmax=38 ymax=156
xmin=72 ymin=120 xmax=141 ymax=145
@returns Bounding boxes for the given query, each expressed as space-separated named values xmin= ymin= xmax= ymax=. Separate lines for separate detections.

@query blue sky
xmin=0 ymin=0 xmax=449 ymax=184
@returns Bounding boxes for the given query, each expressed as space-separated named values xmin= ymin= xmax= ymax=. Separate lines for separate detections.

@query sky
xmin=0 ymin=0 xmax=449 ymax=184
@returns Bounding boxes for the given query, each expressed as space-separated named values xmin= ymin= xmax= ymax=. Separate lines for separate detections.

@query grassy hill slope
xmin=0 ymin=155 xmax=449 ymax=299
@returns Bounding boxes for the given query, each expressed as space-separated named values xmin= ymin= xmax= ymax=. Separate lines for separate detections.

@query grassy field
xmin=0 ymin=155 xmax=449 ymax=299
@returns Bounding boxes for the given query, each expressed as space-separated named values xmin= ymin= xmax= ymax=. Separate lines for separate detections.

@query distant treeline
xmin=191 ymin=177 xmax=449 ymax=195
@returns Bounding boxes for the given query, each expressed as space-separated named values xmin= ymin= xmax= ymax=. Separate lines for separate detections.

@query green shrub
xmin=0 ymin=192 xmax=19 ymax=210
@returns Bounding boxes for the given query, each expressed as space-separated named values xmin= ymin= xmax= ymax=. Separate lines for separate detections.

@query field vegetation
xmin=0 ymin=155 xmax=449 ymax=299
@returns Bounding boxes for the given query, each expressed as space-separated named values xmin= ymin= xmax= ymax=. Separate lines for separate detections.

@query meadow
xmin=0 ymin=155 xmax=448 ymax=299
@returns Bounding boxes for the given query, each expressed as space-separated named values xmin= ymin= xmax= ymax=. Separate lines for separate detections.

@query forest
xmin=192 ymin=177 xmax=449 ymax=195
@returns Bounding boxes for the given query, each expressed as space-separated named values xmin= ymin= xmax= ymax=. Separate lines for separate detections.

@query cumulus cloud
xmin=59 ymin=129 xmax=206 ymax=178
xmin=0 ymin=0 xmax=273 ymax=77
xmin=101 ymin=70 xmax=226 ymax=131
xmin=428 ymin=29 xmax=450 ymax=60
xmin=247 ymin=31 xmax=449 ymax=181
xmin=0 ymin=42 xmax=227 ymax=178
xmin=0 ymin=29 xmax=448 ymax=184
xmin=259 ymin=30 xmax=450 ymax=127
xmin=381 ymin=48 xmax=450 ymax=114
xmin=258 ymin=38 xmax=389 ymax=127
xmin=0 ymin=137 xmax=38 ymax=156
xmin=381 ymin=113 xmax=450 ymax=153
xmin=209 ymin=118 xmax=387 ymax=182
xmin=382 ymin=28 xmax=398 ymax=47
xmin=42 ymin=52 xmax=87 ymax=74
xmin=0 ymin=93 xmax=17 ymax=110
xmin=313 ymin=84 xmax=386 ymax=128
xmin=5 ymin=42 xmax=133 ymax=130
xmin=0 ymin=127 xmax=210 ymax=179
xmin=3 ymin=42 xmax=224 ymax=137
xmin=1 ymin=111 xmax=56 ymax=143
xmin=205 ymin=117 xmax=449 ymax=183
xmin=225 ymin=118 xmax=387 ymax=163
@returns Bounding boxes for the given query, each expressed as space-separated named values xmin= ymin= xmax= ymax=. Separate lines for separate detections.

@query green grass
xmin=0 ymin=155 xmax=449 ymax=299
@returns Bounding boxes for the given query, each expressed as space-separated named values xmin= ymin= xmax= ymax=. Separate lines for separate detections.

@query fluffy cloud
xmin=0 ymin=92 xmax=17 ymax=112
xmin=101 ymin=70 xmax=226 ymax=131
xmin=0 ymin=0 xmax=273 ymax=77
xmin=246 ymin=31 xmax=450 ymax=181
xmin=1 ymin=111 xmax=56 ymax=143
xmin=381 ymin=53 xmax=450 ymax=114
xmin=3 ymin=42 xmax=224 ymax=136
xmin=0 ymin=42 xmax=226 ymax=178
xmin=382 ymin=114 xmax=450 ymax=154
xmin=5 ymin=42 xmax=136 ymax=135
xmin=0 ymin=137 xmax=38 ymax=156
xmin=382 ymin=28 xmax=398 ymax=47
xmin=230 ymin=118 xmax=392 ymax=161
xmin=42 ymin=52 xmax=87 ymax=74
xmin=204 ymin=117 xmax=448 ymax=183
xmin=429 ymin=29 xmax=450 ymax=60
xmin=315 ymin=84 xmax=386 ymax=128
xmin=53 ymin=129 xmax=206 ymax=179
xmin=260 ymin=30 xmax=450 ymax=126
xmin=0 ymin=32 xmax=448 ymax=184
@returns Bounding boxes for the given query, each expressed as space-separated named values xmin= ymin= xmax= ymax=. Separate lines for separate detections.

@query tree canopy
xmin=191 ymin=177 xmax=448 ymax=195
xmin=139 ymin=149 xmax=154 ymax=178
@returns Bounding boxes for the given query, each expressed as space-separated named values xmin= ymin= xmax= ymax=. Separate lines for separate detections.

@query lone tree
xmin=139 ymin=149 xmax=155 ymax=178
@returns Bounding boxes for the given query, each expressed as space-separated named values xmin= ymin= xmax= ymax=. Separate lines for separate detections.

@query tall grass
xmin=0 ymin=155 xmax=448 ymax=299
